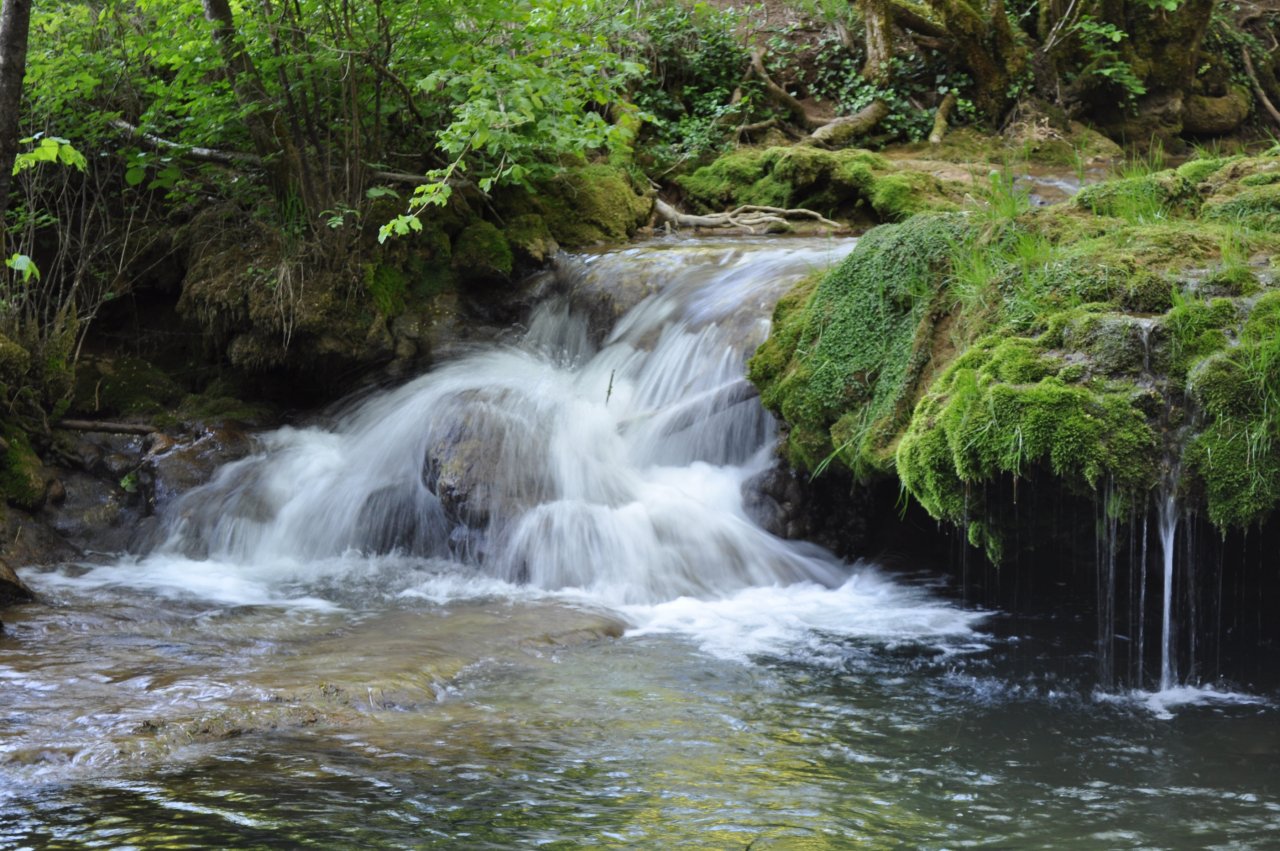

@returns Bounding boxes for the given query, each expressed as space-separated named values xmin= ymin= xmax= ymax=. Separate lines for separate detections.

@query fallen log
xmin=803 ymin=100 xmax=890 ymax=147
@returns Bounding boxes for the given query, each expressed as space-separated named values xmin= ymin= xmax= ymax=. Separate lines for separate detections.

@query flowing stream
xmin=3 ymin=238 xmax=1279 ymax=847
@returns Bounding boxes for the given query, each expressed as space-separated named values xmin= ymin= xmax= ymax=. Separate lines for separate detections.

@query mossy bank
xmin=749 ymin=148 xmax=1280 ymax=560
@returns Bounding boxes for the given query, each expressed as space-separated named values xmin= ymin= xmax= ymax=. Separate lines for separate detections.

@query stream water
xmin=3 ymin=239 xmax=1279 ymax=848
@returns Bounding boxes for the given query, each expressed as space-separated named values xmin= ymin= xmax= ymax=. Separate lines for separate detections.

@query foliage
xmin=628 ymin=2 xmax=755 ymax=168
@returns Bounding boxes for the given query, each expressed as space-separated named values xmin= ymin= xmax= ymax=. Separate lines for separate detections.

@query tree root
xmin=749 ymin=49 xmax=889 ymax=146
xmin=655 ymin=198 xmax=841 ymax=234
xmin=929 ymin=92 xmax=958 ymax=144
xmin=1242 ymin=49 xmax=1280 ymax=128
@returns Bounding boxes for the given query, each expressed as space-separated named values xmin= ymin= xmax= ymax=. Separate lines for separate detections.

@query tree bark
xmin=861 ymin=0 xmax=895 ymax=86
xmin=0 ymin=0 xmax=32 ymax=226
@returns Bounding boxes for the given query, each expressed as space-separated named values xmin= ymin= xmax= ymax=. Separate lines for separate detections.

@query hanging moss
xmin=897 ymin=335 xmax=1156 ymax=560
xmin=1185 ymin=291 xmax=1280 ymax=528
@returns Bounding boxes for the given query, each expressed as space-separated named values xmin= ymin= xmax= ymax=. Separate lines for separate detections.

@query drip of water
xmin=1157 ymin=474 xmax=1180 ymax=691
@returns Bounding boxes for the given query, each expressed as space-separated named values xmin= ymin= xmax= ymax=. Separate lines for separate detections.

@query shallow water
xmin=3 ymin=237 xmax=1279 ymax=848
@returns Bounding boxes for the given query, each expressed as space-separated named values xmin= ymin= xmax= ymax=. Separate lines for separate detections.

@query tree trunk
xmin=861 ymin=0 xmax=894 ymax=86
xmin=201 ymin=0 xmax=315 ymax=215
xmin=0 ymin=0 xmax=32 ymax=226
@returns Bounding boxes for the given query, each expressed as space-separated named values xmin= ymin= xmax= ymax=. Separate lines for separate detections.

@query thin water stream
xmin=2 ymin=238 xmax=1278 ymax=847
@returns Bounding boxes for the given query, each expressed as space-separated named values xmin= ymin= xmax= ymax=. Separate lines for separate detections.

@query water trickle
xmin=1157 ymin=471 xmax=1181 ymax=691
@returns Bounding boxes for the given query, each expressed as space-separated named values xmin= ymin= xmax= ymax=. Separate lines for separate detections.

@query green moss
xmin=451 ymin=221 xmax=514 ymax=280
xmin=505 ymin=214 xmax=558 ymax=265
xmin=869 ymin=172 xmax=945 ymax=220
xmin=532 ymin=164 xmax=651 ymax=247
xmin=678 ymin=145 xmax=957 ymax=222
xmin=1202 ymin=184 xmax=1280 ymax=231
xmin=72 ymin=355 xmax=185 ymax=418
xmin=1073 ymin=171 xmax=1197 ymax=222
xmin=897 ymin=335 xmax=1156 ymax=560
xmin=0 ymin=426 xmax=44 ymax=510
xmin=749 ymin=214 xmax=967 ymax=474
xmin=365 ymin=262 xmax=408 ymax=316
xmin=1175 ymin=157 xmax=1231 ymax=183
xmin=0 ymin=333 xmax=31 ymax=390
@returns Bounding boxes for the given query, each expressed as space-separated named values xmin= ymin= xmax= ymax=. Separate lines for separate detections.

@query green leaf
xmin=5 ymin=254 xmax=41 ymax=283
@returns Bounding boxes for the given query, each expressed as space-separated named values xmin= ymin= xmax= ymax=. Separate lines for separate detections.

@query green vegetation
xmin=751 ymin=149 xmax=1280 ymax=556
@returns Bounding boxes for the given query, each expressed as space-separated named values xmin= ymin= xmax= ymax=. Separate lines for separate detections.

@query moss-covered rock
xmin=72 ymin=355 xmax=186 ymax=418
xmin=678 ymin=146 xmax=962 ymax=223
xmin=749 ymin=151 xmax=1280 ymax=559
xmin=748 ymin=214 xmax=967 ymax=474
xmin=511 ymin=164 xmax=652 ymax=248
xmin=1 ymin=427 xmax=46 ymax=510
xmin=505 ymin=214 xmax=559 ymax=265
xmin=452 ymin=221 xmax=514 ymax=281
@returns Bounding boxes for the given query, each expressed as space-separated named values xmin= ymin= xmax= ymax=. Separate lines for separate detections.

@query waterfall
xmin=145 ymin=239 xmax=859 ymax=605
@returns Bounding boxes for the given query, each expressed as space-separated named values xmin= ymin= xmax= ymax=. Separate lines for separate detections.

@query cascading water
xmin=144 ymin=240 xmax=858 ymax=604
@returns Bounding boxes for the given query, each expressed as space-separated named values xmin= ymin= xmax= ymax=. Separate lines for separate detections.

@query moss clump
xmin=0 ymin=333 xmax=30 ymax=387
xmin=530 ymin=164 xmax=651 ymax=247
xmin=505 ymin=214 xmax=558 ymax=265
xmin=749 ymin=214 xmax=967 ymax=474
xmin=1073 ymin=172 xmax=1197 ymax=221
xmin=1185 ymin=291 xmax=1280 ymax=528
xmin=72 ymin=355 xmax=186 ymax=418
xmin=1175 ymin=157 xmax=1233 ymax=184
xmin=365 ymin=262 xmax=408 ymax=317
xmin=678 ymin=146 xmax=958 ymax=222
xmin=1201 ymin=184 xmax=1280 ymax=231
xmin=451 ymin=221 xmax=514 ymax=281
xmin=0 ymin=426 xmax=45 ymax=510
xmin=897 ymin=336 xmax=1156 ymax=560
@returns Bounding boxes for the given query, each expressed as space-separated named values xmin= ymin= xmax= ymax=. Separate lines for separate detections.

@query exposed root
xmin=655 ymin=198 xmax=841 ymax=234
xmin=929 ymin=92 xmax=958 ymax=144
xmin=1242 ymin=49 xmax=1280 ymax=128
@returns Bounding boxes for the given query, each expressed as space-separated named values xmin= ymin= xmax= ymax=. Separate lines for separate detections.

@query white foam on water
xmin=620 ymin=568 xmax=987 ymax=664
xmin=1097 ymin=685 xmax=1270 ymax=720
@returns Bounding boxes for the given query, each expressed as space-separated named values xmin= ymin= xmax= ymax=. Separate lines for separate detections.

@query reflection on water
xmin=2 ymin=577 xmax=1279 ymax=849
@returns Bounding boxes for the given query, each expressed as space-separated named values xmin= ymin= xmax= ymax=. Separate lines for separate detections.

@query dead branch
xmin=1243 ymin=49 xmax=1280 ymax=128
xmin=59 ymin=419 xmax=158 ymax=435
xmin=112 ymin=120 xmax=462 ymax=188
xmin=929 ymin=92 xmax=958 ymax=144
xmin=655 ymin=198 xmax=840 ymax=234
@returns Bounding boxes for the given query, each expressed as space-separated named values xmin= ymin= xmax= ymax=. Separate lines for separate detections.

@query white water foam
xmin=41 ymin=237 xmax=985 ymax=666
xmin=1096 ymin=685 xmax=1270 ymax=720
